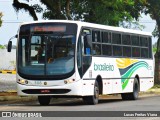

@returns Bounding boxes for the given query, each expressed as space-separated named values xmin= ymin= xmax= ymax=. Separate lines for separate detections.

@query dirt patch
xmin=0 ymin=92 xmax=17 ymax=96
xmin=0 ymin=92 xmax=37 ymax=102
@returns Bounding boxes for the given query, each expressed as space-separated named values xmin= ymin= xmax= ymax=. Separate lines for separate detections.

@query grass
xmin=152 ymin=84 xmax=160 ymax=89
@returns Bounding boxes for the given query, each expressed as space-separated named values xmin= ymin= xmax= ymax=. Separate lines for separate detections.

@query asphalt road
xmin=0 ymin=95 xmax=160 ymax=120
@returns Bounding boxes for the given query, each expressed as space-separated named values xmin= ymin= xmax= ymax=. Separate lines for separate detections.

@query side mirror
xmin=7 ymin=41 xmax=12 ymax=52
xmin=7 ymin=34 xmax=17 ymax=52
xmin=15 ymin=34 xmax=18 ymax=38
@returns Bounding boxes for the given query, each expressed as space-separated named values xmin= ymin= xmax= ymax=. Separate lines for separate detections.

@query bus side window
xmin=77 ymin=38 xmax=82 ymax=77
xmin=102 ymin=44 xmax=112 ymax=56
xmin=141 ymin=48 xmax=148 ymax=58
xmin=84 ymin=36 xmax=92 ymax=55
xmin=112 ymin=33 xmax=121 ymax=44
xmin=122 ymin=34 xmax=131 ymax=45
xmin=93 ymin=44 xmax=101 ymax=55
xmin=102 ymin=32 xmax=111 ymax=43
xmin=140 ymin=37 xmax=148 ymax=47
xmin=132 ymin=35 xmax=140 ymax=46
xmin=123 ymin=46 xmax=131 ymax=57
xmin=81 ymin=29 xmax=92 ymax=55
xmin=92 ymin=30 xmax=101 ymax=55
xmin=148 ymin=37 xmax=152 ymax=58
xmin=113 ymin=46 xmax=122 ymax=56
xmin=132 ymin=47 xmax=140 ymax=57
xmin=92 ymin=31 xmax=101 ymax=42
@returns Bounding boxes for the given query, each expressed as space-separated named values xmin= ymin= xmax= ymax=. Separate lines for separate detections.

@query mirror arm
xmin=9 ymin=34 xmax=18 ymax=42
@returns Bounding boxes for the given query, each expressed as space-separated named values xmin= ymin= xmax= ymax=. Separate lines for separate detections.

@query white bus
xmin=8 ymin=20 xmax=154 ymax=105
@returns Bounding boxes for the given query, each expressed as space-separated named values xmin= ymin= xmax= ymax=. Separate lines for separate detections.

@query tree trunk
xmin=66 ymin=0 xmax=71 ymax=20
xmin=154 ymin=34 xmax=160 ymax=84
xmin=54 ymin=0 xmax=65 ymax=19
xmin=56 ymin=0 xmax=61 ymax=19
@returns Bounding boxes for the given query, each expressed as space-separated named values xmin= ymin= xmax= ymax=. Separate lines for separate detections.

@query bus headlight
xmin=17 ymin=79 xmax=28 ymax=85
xmin=64 ymin=79 xmax=75 ymax=84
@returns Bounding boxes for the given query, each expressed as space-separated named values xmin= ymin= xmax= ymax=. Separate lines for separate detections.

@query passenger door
xmin=77 ymin=29 xmax=92 ymax=78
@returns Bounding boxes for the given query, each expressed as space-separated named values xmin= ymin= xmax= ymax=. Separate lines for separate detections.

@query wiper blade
xmin=55 ymin=33 xmax=64 ymax=39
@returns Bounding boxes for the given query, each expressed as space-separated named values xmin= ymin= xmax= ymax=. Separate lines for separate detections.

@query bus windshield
xmin=18 ymin=23 xmax=77 ymax=79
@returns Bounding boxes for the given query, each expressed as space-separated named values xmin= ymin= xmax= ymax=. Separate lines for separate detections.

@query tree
xmin=153 ymin=42 xmax=157 ymax=53
xmin=12 ymin=0 xmax=144 ymax=27
xmin=0 ymin=12 xmax=2 ymax=27
xmin=12 ymin=0 xmax=72 ymax=20
xmin=83 ymin=0 xmax=141 ymax=26
xmin=142 ymin=0 xmax=160 ymax=84
xmin=0 ymin=45 xmax=5 ymax=49
xmin=141 ymin=0 xmax=160 ymax=54
xmin=13 ymin=0 xmax=38 ymax=20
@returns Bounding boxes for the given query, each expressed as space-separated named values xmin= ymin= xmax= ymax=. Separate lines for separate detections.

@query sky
xmin=0 ymin=0 xmax=158 ymax=45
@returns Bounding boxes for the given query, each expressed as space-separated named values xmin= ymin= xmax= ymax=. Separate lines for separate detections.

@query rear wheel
xmin=38 ymin=96 xmax=51 ymax=106
xmin=121 ymin=78 xmax=139 ymax=100
xmin=83 ymin=81 xmax=99 ymax=105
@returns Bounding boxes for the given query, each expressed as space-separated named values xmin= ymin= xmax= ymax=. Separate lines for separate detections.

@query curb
xmin=0 ymin=89 xmax=160 ymax=102
xmin=0 ymin=70 xmax=16 ymax=74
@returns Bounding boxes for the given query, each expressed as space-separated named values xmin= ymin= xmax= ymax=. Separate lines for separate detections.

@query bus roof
xmin=21 ymin=20 xmax=152 ymax=36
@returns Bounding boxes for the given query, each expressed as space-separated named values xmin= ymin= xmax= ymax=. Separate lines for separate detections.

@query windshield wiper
xmin=55 ymin=33 xmax=64 ymax=39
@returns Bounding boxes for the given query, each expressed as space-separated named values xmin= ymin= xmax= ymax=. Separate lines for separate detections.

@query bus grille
xmin=22 ymin=89 xmax=71 ymax=94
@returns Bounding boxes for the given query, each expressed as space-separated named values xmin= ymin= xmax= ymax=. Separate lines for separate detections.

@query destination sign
xmin=31 ymin=26 xmax=66 ymax=32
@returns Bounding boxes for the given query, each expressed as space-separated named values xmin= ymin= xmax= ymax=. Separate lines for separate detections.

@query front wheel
xmin=121 ymin=78 xmax=139 ymax=100
xmin=38 ymin=96 xmax=51 ymax=106
xmin=83 ymin=81 xmax=99 ymax=105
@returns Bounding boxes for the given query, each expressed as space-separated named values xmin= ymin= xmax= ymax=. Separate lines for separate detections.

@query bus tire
xmin=38 ymin=96 xmax=51 ymax=106
xmin=121 ymin=78 xmax=139 ymax=100
xmin=130 ymin=77 xmax=139 ymax=100
xmin=83 ymin=80 xmax=99 ymax=105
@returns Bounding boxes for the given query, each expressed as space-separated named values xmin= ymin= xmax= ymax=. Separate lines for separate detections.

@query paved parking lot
xmin=0 ymin=74 xmax=16 ymax=91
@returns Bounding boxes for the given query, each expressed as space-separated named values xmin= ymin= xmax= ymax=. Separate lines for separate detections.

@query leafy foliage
xmin=142 ymin=0 xmax=160 ymax=36
xmin=13 ymin=0 xmax=38 ymax=20
xmin=153 ymin=47 xmax=157 ymax=53
xmin=0 ymin=45 xmax=5 ymax=49
xmin=0 ymin=12 xmax=2 ymax=27
xmin=12 ymin=0 xmax=144 ymax=27
xmin=153 ymin=42 xmax=157 ymax=53
xmin=82 ymin=0 xmax=142 ymax=26
xmin=140 ymin=0 xmax=160 ymax=53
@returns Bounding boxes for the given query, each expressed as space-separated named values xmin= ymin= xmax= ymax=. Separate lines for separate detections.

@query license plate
xmin=35 ymin=81 xmax=42 ymax=85
xmin=41 ymin=89 xmax=50 ymax=93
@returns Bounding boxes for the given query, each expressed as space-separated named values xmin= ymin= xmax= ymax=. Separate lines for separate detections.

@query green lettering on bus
xmin=94 ymin=63 xmax=114 ymax=71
